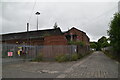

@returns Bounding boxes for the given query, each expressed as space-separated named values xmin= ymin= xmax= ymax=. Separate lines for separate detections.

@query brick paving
xmin=2 ymin=51 xmax=119 ymax=78
xmin=2 ymin=60 xmax=78 ymax=78
xmin=58 ymin=51 xmax=119 ymax=78
xmin=0 ymin=58 xmax=2 ymax=79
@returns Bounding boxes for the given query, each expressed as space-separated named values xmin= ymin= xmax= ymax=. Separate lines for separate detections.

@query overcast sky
xmin=1 ymin=0 xmax=119 ymax=41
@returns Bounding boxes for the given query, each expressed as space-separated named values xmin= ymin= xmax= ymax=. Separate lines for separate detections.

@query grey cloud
xmin=1 ymin=2 xmax=118 ymax=41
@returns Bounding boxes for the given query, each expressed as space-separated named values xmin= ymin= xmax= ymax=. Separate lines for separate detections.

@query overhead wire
xmin=83 ymin=5 xmax=118 ymax=27
xmin=27 ymin=0 xmax=37 ymax=23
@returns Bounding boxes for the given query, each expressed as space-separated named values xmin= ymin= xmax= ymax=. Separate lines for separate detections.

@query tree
xmin=90 ymin=42 xmax=97 ymax=49
xmin=108 ymin=13 xmax=120 ymax=57
xmin=53 ymin=22 xmax=58 ymax=29
xmin=101 ymin=42 xmax=110 ymax=48
xmin=96 ymin=36 xmax=110 ymax=50
xmin=98 ymin=36 xmax=107 ymax=43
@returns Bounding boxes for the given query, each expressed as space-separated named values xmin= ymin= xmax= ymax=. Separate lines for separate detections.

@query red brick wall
xmin=3 ymin=35 xmax=68 ymax=46
xmin=64 ymin=28 xmax=90 ymax=45
xmin=3 ymin=38 xmax=44 ymax=45
xmin=44 ymin=35 xmax=67 ymax=45
xmin=68 ymin=28 xmax=83 ymax=41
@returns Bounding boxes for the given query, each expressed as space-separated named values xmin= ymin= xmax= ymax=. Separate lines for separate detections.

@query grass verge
xmin=103 ymin=50 xmax=120 ymax=63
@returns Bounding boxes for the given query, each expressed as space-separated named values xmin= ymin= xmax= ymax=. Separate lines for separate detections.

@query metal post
xmin=27 ymin=23 xmax=29 ymax=32
xmin=37 ymin=16 xmax=38 ymax=30
xmin=26 ymin=23 xmax=29 ymax=60
xmin=35 ymin=12 xmax=40 ymax=30
xmin=27 ymin=23 xmax=29 ymax=45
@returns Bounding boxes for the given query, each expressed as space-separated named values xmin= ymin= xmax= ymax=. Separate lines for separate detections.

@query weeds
xmin=31 ymin=54 xmax=43 ymax=62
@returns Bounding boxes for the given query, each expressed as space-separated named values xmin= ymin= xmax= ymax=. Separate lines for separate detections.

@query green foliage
xmin=77 ymin=54 xmax=83 ymax=59
xmin=98 ymin=36 xmax=108 ymax=43
xmin=68 ymin=41 xmax=84 ymax=46
xmin=55 ymin=53 xmax=85 ymax=62
xmin=108 ymin=13 xmax=120 ymax=56
xmin=55 ymin=54 xmax=69 ymax=62
xmin=104 ymin=51 xmax=115 ymax=59
xmin=98 ymin=36 xmax=107 ymax=47
xmin=71 ymin=53 xmax=78 ymax=61
xmin=90 ymin=42 xmax=97 ymax=49
xmin=103 ymin=50 xmax=120 ymax=62
xmin=101 ymin=42 xmax=110 ymax=48
xmin=43 ymin=33 xmax=50 ymax=37
xmin=96 ymin=36 xmax=110 ymax=51
xmin=32 ymin=54 xmax=43 ymax=62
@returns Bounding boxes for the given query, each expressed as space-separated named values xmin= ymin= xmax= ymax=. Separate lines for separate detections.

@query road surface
xmin=2 ymin=51 xmax=119 ymax=78
xmin=58 ymin=51 xmax=119 ymax=78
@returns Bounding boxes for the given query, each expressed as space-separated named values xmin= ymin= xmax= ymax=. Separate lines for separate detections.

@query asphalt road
xmin=2 ymin=51 xmax=119 ymax=78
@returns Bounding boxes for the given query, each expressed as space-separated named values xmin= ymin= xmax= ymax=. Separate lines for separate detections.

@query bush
xmin=55 ymin=53 xmax=85 ymax=62
xmin=68 ymin=41 xmax=84 ymax=46
xmin=32 ymin=54 xmax=43 ymax=62
xmin=77 ymin=54 xmax=83 ymax=59
xmin=55 ymin=54 xmax=69 ymax=62
xmin=71 ymin=53 xmax=78 ymax=61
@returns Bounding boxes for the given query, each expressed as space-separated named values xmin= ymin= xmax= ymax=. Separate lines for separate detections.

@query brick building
xmin=2 ymin=28 xmax=67 ymax=45
xmin=2 ymin=27 xmax=89 ymax=46
xmin=64 ymin=27 xmax=89 ymax=45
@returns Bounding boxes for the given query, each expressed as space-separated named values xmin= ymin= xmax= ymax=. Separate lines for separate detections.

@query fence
xmin=2 ymin=44 xmax=89 ymax=63
xmin=77 ymin=45 xmax=90 ymax=56
xmin=2 ymin=44 xmax=77 ymax=61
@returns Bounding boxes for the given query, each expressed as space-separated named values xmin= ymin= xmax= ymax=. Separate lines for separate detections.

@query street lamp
xmin=35 ymin=12 xmax=40 ymax=30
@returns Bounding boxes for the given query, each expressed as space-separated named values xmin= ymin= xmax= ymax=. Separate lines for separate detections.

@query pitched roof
xmin=2 ymin=28 xmax=62 ymax=40
xmin=63 ymin=27 xmax=86 ymax=34
xmin=63 ymin=27 xmax=90 ymax=39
